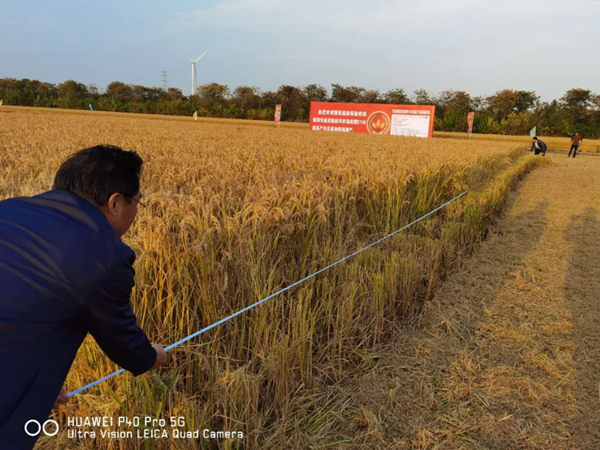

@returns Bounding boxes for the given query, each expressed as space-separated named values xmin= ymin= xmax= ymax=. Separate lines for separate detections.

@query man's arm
xmin=80 ymin=260 xmax=166 ymax=375
xmin=53 ymin=343 xmax=166 ymax=409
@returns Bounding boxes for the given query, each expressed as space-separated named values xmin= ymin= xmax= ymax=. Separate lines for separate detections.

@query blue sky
xmin=1 ymin=0 xmax=599 ymax=101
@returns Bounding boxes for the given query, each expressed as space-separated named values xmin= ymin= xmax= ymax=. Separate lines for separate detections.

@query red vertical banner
xmin=467 ymin=112 xmax=474 ymax=138
xmin=274 ymin=104 xmax=282 ymax=126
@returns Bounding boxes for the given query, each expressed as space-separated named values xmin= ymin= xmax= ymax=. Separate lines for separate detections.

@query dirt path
xmin=329 ymin=155 xmax=600 ymax=449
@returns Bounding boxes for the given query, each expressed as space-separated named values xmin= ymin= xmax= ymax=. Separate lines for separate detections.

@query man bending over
xmin=0 ymin=145 xmax=167 ymax=448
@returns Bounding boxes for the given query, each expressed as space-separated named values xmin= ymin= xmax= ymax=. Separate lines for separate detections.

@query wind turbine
xmin=189 ymin=52 xmax=207 ymax=96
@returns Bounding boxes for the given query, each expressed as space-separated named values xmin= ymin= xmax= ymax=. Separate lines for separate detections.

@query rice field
xmin=0 ymin=106 xmax=546 ymax=448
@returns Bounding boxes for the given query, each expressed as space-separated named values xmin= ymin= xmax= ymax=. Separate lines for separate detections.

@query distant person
xmin=530 ymin=136 xmax=547 ymax=156
xmin=568 ymin=132 xmax=583 ymax=158
xmin=0 ymin=145 xmax=168 ymax=449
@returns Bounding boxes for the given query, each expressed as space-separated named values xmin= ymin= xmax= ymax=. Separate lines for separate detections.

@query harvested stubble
xmin=0 ymin=108 xmax=544 ymax=449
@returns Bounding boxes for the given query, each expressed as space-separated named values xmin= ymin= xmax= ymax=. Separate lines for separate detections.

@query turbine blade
xmin=192 ymin=51 xmax=207 ymax=63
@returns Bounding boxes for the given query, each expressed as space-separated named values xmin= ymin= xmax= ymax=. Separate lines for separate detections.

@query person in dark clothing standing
xmin=0 ymin=145 xmax=168 ymax=449
xmin=530 ymin=136 xmax=547 ymax=156
xmin=568 ymin=132 xmax=583 ymax=158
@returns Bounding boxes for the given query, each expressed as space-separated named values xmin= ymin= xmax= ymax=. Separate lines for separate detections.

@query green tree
xmin=197 ymin=83 xmax=230 ymax=101
xmin=383 ymin=88 xmax=410 ymax=104
xmin=276 ymin=85 xmax=308 ymax=121
xmin=196 ymin=83 xmax=230 ymax=116
xmin=438 ymin=90 xmax=471 ymax=115
xmin=33 ymin=82 xmax=57 ymax=107
xmin=330 ymin=84 xmax=365 ymax=103
xmin=304 ymin=83 xmax=328 ymax=102
xmin=414 ymin=89 xmax=433 ymax=104
xmin=106 ymin=81 xmax=134 ymax=111
xmin=360 ymin=89 xmax=381 ymax=103
xmin=231 ymin=86 xmax=262 ymax=118
xmin=436 ymin=90 xmax=472 ymax=131
xmin=486 ymin=89 xmax=538 ymax=120
xmin=499 ymin=111 xmax=534 ymax=135
xmin=561 ymin=88 xmax=592 ymax=109
xmin=56 ymin=80 xmax=90 ymax=109
xmin=560 ymin=88 xmax=596 ymax=137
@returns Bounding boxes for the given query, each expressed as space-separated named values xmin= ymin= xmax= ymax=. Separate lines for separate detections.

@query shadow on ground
xmin=564 ymin=207 xmax=600 ymax=448
xmin=317 ymin=199 xmax=551 ymax=448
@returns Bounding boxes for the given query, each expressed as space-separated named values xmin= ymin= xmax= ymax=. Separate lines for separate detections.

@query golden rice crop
xmin=0 ymin=106 xmax=545 ymax=449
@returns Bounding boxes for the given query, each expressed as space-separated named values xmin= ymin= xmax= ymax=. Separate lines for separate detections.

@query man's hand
xmin=53 ymin=386 xmax=69 ymax=409
xmin=151 ymin=344 xmax=168 ymax=369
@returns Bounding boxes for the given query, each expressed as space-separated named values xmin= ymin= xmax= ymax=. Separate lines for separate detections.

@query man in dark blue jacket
xmin=0 ymin=145 xmax=167 ymax=448
xmin=530 ymin=136 xmax=547 ymax=156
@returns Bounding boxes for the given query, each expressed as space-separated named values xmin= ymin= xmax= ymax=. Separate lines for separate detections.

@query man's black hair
xmin=532 ymin=136 xmax=538 ymax=140
xmin=53 ymin=145 xmax=143 ymax=206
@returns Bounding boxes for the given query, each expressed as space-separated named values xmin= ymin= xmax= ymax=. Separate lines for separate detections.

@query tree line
xmin=1 ymin=78 xmax=598 ymax=137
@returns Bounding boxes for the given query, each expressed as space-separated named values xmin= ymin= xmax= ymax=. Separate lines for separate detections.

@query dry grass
xmin=0 ymin=107 xmax=546 ymax=449
xmin=323 ymin=155 xmax=600 ymax=449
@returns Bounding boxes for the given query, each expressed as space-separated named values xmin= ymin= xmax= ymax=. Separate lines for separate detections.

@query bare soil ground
xmin=321 ymin=154 xmax=600 ymax=449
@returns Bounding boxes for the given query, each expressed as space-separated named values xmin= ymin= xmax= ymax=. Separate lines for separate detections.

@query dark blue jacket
xmin=0 ymin=190 xmax=156 ymax=449
xmin=530 ymin=139 xmax=547 ymax=152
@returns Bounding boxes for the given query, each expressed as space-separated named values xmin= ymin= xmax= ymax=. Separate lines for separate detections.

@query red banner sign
xmin=309 ymin=102 xmax=435 ymax=138
xmin=467 ymin=112 xmax=474 ymax=138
